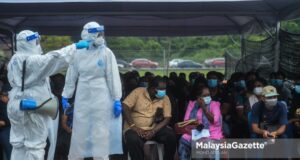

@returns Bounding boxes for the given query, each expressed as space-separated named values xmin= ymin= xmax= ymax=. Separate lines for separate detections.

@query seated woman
xmin=178 ymin=87 xmax=223 ymax=160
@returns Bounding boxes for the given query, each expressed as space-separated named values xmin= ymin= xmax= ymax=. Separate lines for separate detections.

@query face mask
xmin=235 ymin=80 xmax=246 ymax=91
xmin=94 ymin=36 xmax=105 ymax=47
xmin=155 ymin=90 xmax=166 ymax=99
xmin=295 ymin=85 xmax=300 ymax=94
xmin=139 ymin=82 xmax=148 ymax=88
xmin=239 ymin=80 xmax=246 ymax=88
xmin=203 ymin=96 xmax=212 ymax=105
xmin=253 ymin=87 xmax=263 ymax=95
xmin=270 ymin=79 xmax=276 ymax=86
xmin=208 ymin=79 xmax=218 ymax=88
xmin=275 ymin=79 xmax=283 ymax=87
xmin=190 ymin=79 xmax=195 ymax=85
xmin=265 ymin=98 xmax=277 ymax=110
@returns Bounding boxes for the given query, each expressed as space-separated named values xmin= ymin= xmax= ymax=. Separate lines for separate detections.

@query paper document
xmin=192 ymin=129 xmax=210 ymax=140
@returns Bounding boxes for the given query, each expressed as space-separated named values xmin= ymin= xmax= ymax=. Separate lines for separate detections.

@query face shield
xmin=26 ymin=32 xmax=41 ymax=45
xmin=16 ymin=30 xmax=42 ymax=55
xmin=88 ymin=27 xmax=104 ymax=35
xmin=88 ymin=26 xmax=105 ymax=47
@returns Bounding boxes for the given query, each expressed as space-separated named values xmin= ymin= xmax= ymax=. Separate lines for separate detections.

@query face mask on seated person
xmin=208 ymin=79 xmax=218 ymax=88
xmin=264 ymin=98 xmax=277 ymax=110
xmin=156 ymin=90 xmax=166 ymax=99
xmin=295 ymin=85 xmax=300 ymax=94
xmin=253 ymin=87 xmax=263 ymax=95
xmin=235 ymin=80 xmax=246 ymax=91
xmin=275 ymin=79 xmax=283 ymax=87
xmin=203 ymin=96 xmax=212 ymax=105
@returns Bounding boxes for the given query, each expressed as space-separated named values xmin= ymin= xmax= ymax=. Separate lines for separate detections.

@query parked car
xmin=204 ymin=57 xmax=225 ymax=68
xmin=130 ymin=58 xmax=159 ymax=68
xmin=211 ymin=58 xmax=225 ymax=68
xmin=169 ymin=59 xmax=185 ymax=68
xmin=117 ymin=59 xmax=131 ymax=68
xmin=177 ymin=60 xmax=203 ymax=68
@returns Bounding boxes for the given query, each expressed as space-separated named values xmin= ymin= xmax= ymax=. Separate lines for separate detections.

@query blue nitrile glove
xmin=62 ymin=97 xmax=71 ymax=112
xmin=75 ymin=40 xmax=90 ymax=49
xmin=113 ymin=100 xmax=122 ymax=117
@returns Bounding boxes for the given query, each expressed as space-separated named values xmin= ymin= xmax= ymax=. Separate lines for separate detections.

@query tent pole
xmin=163 ymin=49 xmax=166 ymax=76
xmin=240 ymin=34 xmax=245 ymax=72
xmin=274 ymin=21 xmax=280 ymax=72
xmin=166 ymin=39 xmax=171 ymax=76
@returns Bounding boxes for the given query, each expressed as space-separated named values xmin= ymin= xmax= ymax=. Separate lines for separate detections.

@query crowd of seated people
xmin=1 ymin=64 xmax=300 ymax=159
xmin=119 ymin=70 xmax=299 ymax=159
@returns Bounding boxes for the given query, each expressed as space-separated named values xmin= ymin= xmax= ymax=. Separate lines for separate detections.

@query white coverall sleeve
xmin=105 ymin=48 xmax=122 ymax=100
xmin=25 ymin=44 xmax=77 ymax=86
xmin=61 ymin=62 xmax=79 ymax=99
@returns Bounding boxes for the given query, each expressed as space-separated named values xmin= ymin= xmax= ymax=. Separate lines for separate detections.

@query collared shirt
xmin=123 ymin=87 xmax=172 ymax=131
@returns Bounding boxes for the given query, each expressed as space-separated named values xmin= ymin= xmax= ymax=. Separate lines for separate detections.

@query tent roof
xmin=0 ymin=0 xmax=300 ymax=36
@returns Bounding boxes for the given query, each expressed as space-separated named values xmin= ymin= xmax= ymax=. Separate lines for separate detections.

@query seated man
xmin=122 ymin=76 xmax=176 ymax=160
xmin=251 ymin=85 xmax=288 ymax=138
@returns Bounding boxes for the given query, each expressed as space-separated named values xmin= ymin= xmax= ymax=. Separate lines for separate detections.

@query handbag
xmin=174 ymin=119 xmax=201 ymax=135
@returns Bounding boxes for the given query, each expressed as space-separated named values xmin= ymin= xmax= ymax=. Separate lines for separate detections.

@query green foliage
xmin=107 ymin=36 xmax=241 ymax=64
xmin=38 ymin=19 xmax=300 ymax=63
xmin=0 ymin=50 xmax=6 ymax=61
xmin=40 ymin=36 xmax=73 ymax=53
xmin=282 ymin=19 xmax=300 ymax=33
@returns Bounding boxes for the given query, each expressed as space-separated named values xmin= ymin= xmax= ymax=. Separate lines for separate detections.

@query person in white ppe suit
xmin=62 ymin=21 xmax=123 ymax=160
xmin=7 ymin=30 xmax=90 ymax=160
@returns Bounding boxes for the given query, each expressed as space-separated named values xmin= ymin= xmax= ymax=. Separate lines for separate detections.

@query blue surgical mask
xmin=203 ymin=96 xmax=212 ymax=105
xmin=295 ymin=85 xmax=300 ymax=94
xmin=156 ymin=90 xmax=166 ymax=99
xmin=270 ymin=79 xmax=276 ymax=86
xmin=235 ymin=80 xmax=246 ymax=89
xmin=208 ymin=79 xmax=218 ymax=88
xmin=139 ymin=82 xmax=148 ymax=88
xmin=239 ymin=80 xmax=246 ymax=88
xmin=190 ymin=79 xmax=195 ymax=85
xmin=275 ymin=79 xmax=283 ymax=87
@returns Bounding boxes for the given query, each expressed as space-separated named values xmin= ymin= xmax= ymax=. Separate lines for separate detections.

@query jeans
xmin=178 ymin=137 xmax=191 ymax=160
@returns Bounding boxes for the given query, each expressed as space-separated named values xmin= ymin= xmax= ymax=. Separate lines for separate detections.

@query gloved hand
xmin=62 ymin=97 xmax=71 ymax=112
xmin=75 ymin=40 xmax=90 ymax=49
xmin=113 ymin=100 xmax=122 ymax=117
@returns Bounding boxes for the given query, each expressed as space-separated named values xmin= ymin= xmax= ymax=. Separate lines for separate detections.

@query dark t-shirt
xmin=251 ymin=101 xmax=288 ymax=125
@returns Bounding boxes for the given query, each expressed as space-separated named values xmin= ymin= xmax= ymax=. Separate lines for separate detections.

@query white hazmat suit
xmin=7 ymin=30 xmax=77 ymax=160
xmin=62 ymin=22 xmax=123 ymax=160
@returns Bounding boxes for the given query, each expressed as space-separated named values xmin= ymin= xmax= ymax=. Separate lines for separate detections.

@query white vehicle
xmin=169 ymin=59 xmax=186 ymax=68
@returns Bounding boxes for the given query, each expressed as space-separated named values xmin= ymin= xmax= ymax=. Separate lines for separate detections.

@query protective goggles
xmin=26 ymin=32 xmax=40 ymax=42
xmin=88 ymin=26 xmax=104 ymax=33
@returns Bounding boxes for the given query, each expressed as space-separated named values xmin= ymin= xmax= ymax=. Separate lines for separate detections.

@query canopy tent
xmin=0 ymin=0 xmax=300 ymax=36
